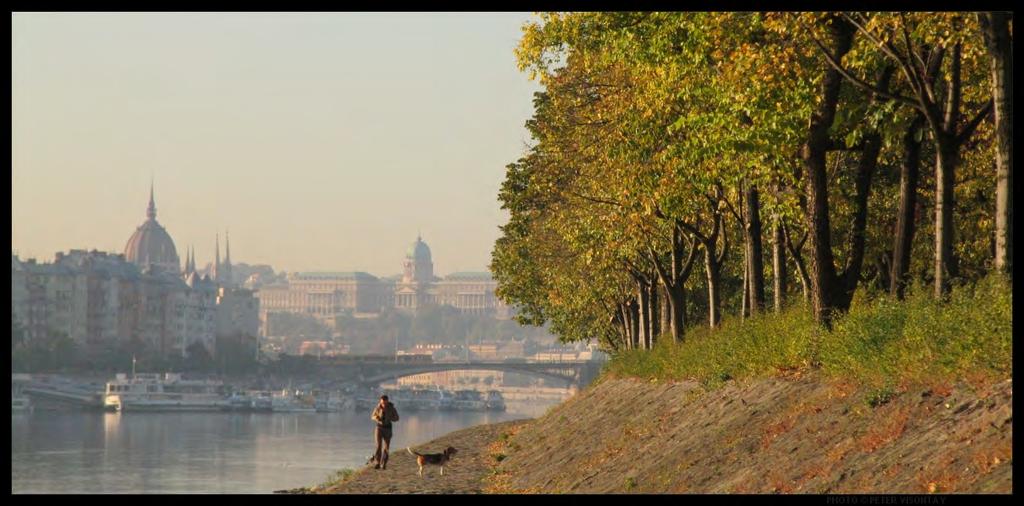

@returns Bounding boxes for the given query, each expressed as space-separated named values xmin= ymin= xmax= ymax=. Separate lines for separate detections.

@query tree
xmin=810 ymin=13 xmax=993 ymax=297
xmin=978 ymin=12 xmax=1013 ymax=276
xmin=497 ymin=11 xmax=1004 ymax=353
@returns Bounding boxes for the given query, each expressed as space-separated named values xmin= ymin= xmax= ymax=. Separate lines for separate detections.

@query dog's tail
xmin=407 ymin=447 xmax=420 ymax=457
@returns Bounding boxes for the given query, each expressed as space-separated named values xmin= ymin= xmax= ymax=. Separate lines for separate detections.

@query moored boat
xmin=271 ymin=390 xmax=317 ymax=413
xmin=104 ymin=373 xmax=230 ymax=412
xmin=449 ymin=389 xmax=486 ymax=411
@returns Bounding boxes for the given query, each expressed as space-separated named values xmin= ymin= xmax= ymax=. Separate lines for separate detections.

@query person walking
xmin=370 ymin=394 xmax=400 ymax=469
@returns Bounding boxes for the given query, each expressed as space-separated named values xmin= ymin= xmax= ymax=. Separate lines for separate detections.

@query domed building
xmin=255 ymin=233 xmax=512 ymax=334
xmin=401 ymin=234 xmax=435 ymax=284
xmin=123 ymin=185 xmax=180 ymax=274
xmin=394 ymin=234 xmax=439 ymax=310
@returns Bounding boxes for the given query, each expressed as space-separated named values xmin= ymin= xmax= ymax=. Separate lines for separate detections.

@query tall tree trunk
xmin=622 ymin=299 xmax=630 ymax=350
xmin=705 ymin=247 xmax=722 ymax=328
xmin=837 ymin=128 xmax=883 ymax=310
xmin=648 ymin=278 xmax=660 ymax=346
xmin=636 ymin=282 xmax=649 ymax=350
xmin=660 ymin=284 xmax=671 ymax=338
xmin=772 ymin=220 xmax=787 ymax=312
xmin=980 ymin=12 xmax=1013 ymax=276
xmin=679 ymin=192 xmax=727 ymax=329
xmin=629 ymin=300 xmax=640 ymax=350
xmin=783 ymin=224 xmax=811 ymax=302
xmin=741 ymin=243 xmax=749 ymax=319
xmin=614 ymin=306 xmax=629 ymax=351
xmin=934 ymin=137 xmax=959 ymax=297
xmin=935 ymin=41 xmax=963 ymax=298
xmin=648 ymin=225 xmax=700 ymax=343
xmin=745 ymin=185 xmax=766 ymax=313
xmin=802 ymin=16 xmax=855 ymax=328
xmin=891 ymin=114 xmax=924 ymax=299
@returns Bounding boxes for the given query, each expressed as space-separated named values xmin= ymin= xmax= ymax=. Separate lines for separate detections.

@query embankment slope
xmin=487 ymin=374 xmax=1012 ymax=493
xmin=310 ymin=373 xmax=1011 ymax=494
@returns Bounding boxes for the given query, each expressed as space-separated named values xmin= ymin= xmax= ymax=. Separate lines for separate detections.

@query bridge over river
xmin=311 ymin=359 xmax=605 ymax=389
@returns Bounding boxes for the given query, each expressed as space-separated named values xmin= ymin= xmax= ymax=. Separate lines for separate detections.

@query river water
xmin=11 ymin=401 xmax=556 ymax=494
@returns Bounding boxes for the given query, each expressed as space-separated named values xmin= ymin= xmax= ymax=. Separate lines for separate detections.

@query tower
xmin=223 ymin=230 xmax=233 ymax=288
xmin=124 ymin=181 xmax=180 ymax=273
xmin=212 ymin=233 xmax=220 ymax=283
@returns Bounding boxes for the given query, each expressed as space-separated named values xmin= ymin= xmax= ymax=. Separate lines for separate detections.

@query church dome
xmin=406 ymin=235 xmax=432 ymax=262
xmin=124 ymin=185 xmax=180 ymax=274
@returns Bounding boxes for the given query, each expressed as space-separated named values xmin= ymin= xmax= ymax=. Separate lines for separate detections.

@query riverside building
xmin=11 ymin=185 xmax=259 ymax=360
xmin=254 ymin=235 xmax=513 ymax=336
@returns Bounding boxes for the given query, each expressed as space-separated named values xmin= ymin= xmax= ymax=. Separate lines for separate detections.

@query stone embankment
xmin=296 ymin=373 xmax=1012 ymax=494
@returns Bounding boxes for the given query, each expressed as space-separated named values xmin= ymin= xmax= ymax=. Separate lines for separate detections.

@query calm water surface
xmin=11 ymin=402 xmax=555 ymax=494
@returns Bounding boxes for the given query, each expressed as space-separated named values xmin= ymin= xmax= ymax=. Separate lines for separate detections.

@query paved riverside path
xmin=304 ymin=419 xmax=529 ymax=494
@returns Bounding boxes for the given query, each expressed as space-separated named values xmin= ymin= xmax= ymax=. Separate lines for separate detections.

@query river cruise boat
xmin=407 ymin=387 xmax=444 ymax=410
xmin=104 ymin=373 xmax=230 ymax=412
xmin=314 ymin=390 xmax=350 ymax=412
xmin=271 ymin=390 xmax=317 ymax=413
xmin=448 ymin=390 xmax=487 ymax=411
xmin=249 ymin=390 xmax=274 ymax=412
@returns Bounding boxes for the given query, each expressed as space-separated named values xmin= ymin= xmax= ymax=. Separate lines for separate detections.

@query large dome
xmin=406 ymin=235 xmax=432 ymax=262
xmin=124 ymin=186 xmax=180 ymax=274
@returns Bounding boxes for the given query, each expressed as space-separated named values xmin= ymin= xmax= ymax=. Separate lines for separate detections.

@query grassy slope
xmin=606 ymin=275 xmax=1012 ymax=393
xmin=481 ymin=276 xmax=1013 ymax=493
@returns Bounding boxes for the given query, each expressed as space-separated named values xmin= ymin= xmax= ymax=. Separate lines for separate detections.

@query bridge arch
xmin=357 ymin=364 xmax=579 ymax=388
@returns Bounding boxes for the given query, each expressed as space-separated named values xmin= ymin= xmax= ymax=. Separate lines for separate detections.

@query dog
xmin=407 ymin=446 xmax=457 ymax=476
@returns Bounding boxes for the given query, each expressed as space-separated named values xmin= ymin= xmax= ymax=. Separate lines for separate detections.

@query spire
xmin=146 ymin=179 xmax=157 ymax=220
xmin=223 ymin=229 xmax=233 ymax=288
xmin=213 ymin=233 xmax=220 ymax=282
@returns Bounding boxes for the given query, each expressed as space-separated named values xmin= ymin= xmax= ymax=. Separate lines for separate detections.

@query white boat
xmin=314 ymin=390 xmax=350 ymax=412
xmin=226 ymin=392 xmax=254 ymax=411
xmin=104 ymin=373 xmax=230 ymax=412
xmin=249 ymin=390 xmax=274 ymax=412
xmin=449 ymin=390 xmax=487 ymax=411
xmin=271 ymin=390 xmax=317 ymax=413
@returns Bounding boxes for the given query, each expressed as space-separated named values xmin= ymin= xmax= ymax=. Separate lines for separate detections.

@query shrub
xmin=606 ymin=275 xmax=1012 ymax=388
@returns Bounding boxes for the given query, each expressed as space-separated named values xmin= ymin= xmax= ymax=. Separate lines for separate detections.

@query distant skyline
xmin=12 ymin=12 xmax=541 ymax=275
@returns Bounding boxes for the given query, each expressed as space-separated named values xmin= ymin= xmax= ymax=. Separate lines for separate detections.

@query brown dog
xmin=406 ymin=446 xmax=457 ymax=476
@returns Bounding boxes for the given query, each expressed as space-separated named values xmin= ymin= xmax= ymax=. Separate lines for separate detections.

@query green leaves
xmin=497 ymin=11 xmax=1001 ymax=353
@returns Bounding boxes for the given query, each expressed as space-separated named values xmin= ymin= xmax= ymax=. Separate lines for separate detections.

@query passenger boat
xmin=271 ymin=390 xmax=317 ymax=413
xmin=448 ymin=390 xmax=487 ymax=411
xmin=408 ymin=387 xmax=444 ymax=410
xmin=314 ymin=390 xmax=349 ymax=412
xmin=226 ymin=392 xmax=254 ymax=411
xmin=104 ymin=373 xmax=230 ymax=412
xmin=249 ymin=390 xmax=274 ymax=412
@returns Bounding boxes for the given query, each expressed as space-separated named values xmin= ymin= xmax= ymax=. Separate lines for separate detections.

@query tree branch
xmin=956 ymin=99 xmax=994 ymax=145
xmin=805 ymin=22 xmax=920 ymax=110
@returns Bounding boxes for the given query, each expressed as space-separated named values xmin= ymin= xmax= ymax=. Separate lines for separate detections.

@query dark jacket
xmin=371 ymin=402 xmax=399 ymax=427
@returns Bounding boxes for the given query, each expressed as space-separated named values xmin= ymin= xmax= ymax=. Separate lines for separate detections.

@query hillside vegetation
xmin=607 ymin=275 xmax=1012 ymax=392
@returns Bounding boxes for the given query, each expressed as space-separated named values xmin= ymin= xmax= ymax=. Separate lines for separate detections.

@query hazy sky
xmin=12 ymin=12 xmax=541 ymax=275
